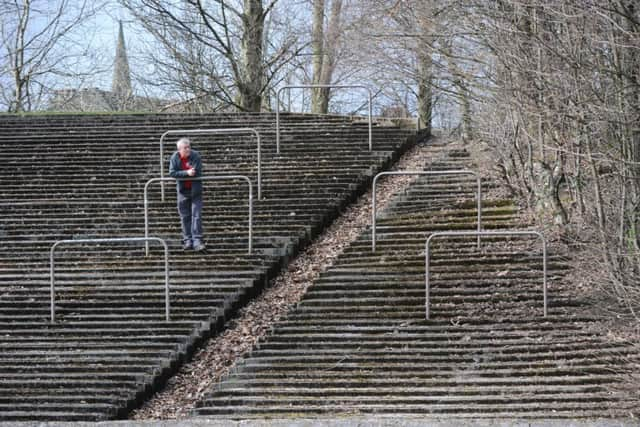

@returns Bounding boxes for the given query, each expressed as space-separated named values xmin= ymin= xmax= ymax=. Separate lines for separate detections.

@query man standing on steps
xmin=169 ymin=138 xmax=206 ymax=251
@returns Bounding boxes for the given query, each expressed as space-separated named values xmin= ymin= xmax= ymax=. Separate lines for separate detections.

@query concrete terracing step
xmin=194 ymin=147 xmax=640 ymax=419
xmin=0 ymin=112 xmax=419 ymax=421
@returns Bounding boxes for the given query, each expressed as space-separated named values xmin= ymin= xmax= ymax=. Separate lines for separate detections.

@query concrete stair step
xmin=243 ymin=346 xmax=636 ymax=363
xmin=0 ymin=411 xmax=110 ymax=422
xmin=194 ymin=402 xmax=632 ymax=418
xmin=201 ymin=392 xmax=624 ymax=405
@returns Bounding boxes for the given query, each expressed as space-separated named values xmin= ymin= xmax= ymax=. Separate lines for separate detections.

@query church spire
xmin=112 ymin=21 xmax=132 ymax=98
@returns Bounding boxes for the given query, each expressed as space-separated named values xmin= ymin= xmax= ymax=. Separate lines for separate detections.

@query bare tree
xmin=120 ymin=0 xmax=301 ymax=112
xmin=310 ymin=0 xmax=343 ymax=113
xmin=345 ymin=0 xmax=481 ymax=135
xmin=339 ymin=0 xmax=433 ymax=127
xmin=461 ymin=0 xmax=640 ymax=312
xmin=0 ymin=0 xmax=103 ymax=112
xmin=349 ymin=0 xmax=639 ymax=311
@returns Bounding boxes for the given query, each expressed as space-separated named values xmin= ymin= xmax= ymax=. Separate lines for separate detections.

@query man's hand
xmin=187 ymin=168 xmax=196 ymax=177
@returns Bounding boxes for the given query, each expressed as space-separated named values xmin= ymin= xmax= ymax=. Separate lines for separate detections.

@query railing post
xmin=371 ymin=173 xmax=380 ymax=252
xmin=425 ymin=237 xmax=431 ymax=320
xmin=276 ymin=88 xmax=282 ymax=154
xmin=367 ymin=90 xmax=373 ymax=151
xmin=371 ymin=170 xmax=482 ymax=252
xmin=50 ymin=241 xmax=59 ymax=323
xmin=248 ymin=183 xmax=253 ymax=254
xmin=160 ymin=133 xmax=166 ymax=202
xmin=162 ymin=240 xmax=170 ymax=321
xmin=477 ymin=177 xmax=482 ymax=249
xmin=276 ymin=85 xmax=374 ymax=153
xmin=50 ymin=237 xmax=170 ymax=323
xmin=256 ymin=131 xmax=261 ymax=200
xmin=144 ymin=176 xmax=253 ymax=256
xmin=144 ymin=179 xmax=152 ymax=255
xmin=425 ymin=231 xmax=548 ymax=320
xmin=542 ymin=237 xmax=548 ymax=317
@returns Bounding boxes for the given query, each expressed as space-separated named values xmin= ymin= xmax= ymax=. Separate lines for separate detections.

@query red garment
xmin=180 ymin=154 xmax=192 ymax=190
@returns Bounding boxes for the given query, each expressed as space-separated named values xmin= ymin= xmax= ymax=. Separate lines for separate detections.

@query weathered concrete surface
xmin=191 ymin=148 xmax=639 ymax=419
xmin=0 ymin=113 xmax=418 ymax=422
xmin=1 ymin=417 xmax=638 ymax=427
xmin=0 ymin=416 xmax=640 ymax=427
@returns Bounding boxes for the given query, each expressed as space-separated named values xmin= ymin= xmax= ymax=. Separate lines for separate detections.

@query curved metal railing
xmin=372 ymin=170 xmax=482 ymax=251
xmin=50 ymin=237 xmax=170 ymax=323
xmin=159 ymin=128 xmax=262 ymax=200
xmin=425 ymin=230 xmax=548 ymax=320
xmin=144 ymin=175 xmax=253 ymax=255
xmin=276 ymin=85 xmax=373 ymax=153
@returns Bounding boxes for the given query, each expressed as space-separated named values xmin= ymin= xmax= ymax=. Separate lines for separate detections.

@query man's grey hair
xmin=176 ymin=137 xmax=191 ymax=149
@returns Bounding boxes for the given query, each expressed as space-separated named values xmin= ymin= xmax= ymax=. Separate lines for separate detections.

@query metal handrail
xmin=50 ymin=237 xmax=170 ymax=323
xmin=144 ymin=175 xmax=253 ymax=255
xmin=372 ymin=170 xmax=482 ymax=251
xmin=159 ymin=128 xmax=262 ymax=201
xmin=425 ymin=230 xmax=548 ymax=320
xmin=276 ymin=85 xmax=373 ymax=153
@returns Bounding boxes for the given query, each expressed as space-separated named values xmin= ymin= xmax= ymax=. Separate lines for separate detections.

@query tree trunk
xmin=531 ymin=157 xmax=568 ymax=227
xmin=311 ymin=0 xmax=325 ymax=113
xmin=316 ymin=0 xmax=342 ymax=113
xmin=311 ymin=0 xmax=342 ymax=114
xmin=416 ymin=10 xmax=433 ymax=136
xmin=417 ymin=50 xmax=432 ymax=136
xmin=449 ymin=64 xmax=472 ymax=143
xmin=585 ymin=136 xmax=609 ymax=254
xmin=11 ymin=0 xmax=30 ymax=113
xmin=460 ymin=83 xmax=472 ymax=143
xmin=239 ymin=0 xmax=264 ymax=111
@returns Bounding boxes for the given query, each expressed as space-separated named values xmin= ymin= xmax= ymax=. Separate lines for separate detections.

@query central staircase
xmin=195 ymin=143 xmax=639 ymax=419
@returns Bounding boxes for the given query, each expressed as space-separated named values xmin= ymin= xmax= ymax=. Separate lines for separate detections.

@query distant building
xmin=48 ymin=22 xmax=169 ymax=112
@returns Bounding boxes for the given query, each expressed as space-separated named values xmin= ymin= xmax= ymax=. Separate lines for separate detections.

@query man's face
xmin=178 ymin=143 xmax=191 ymax=158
